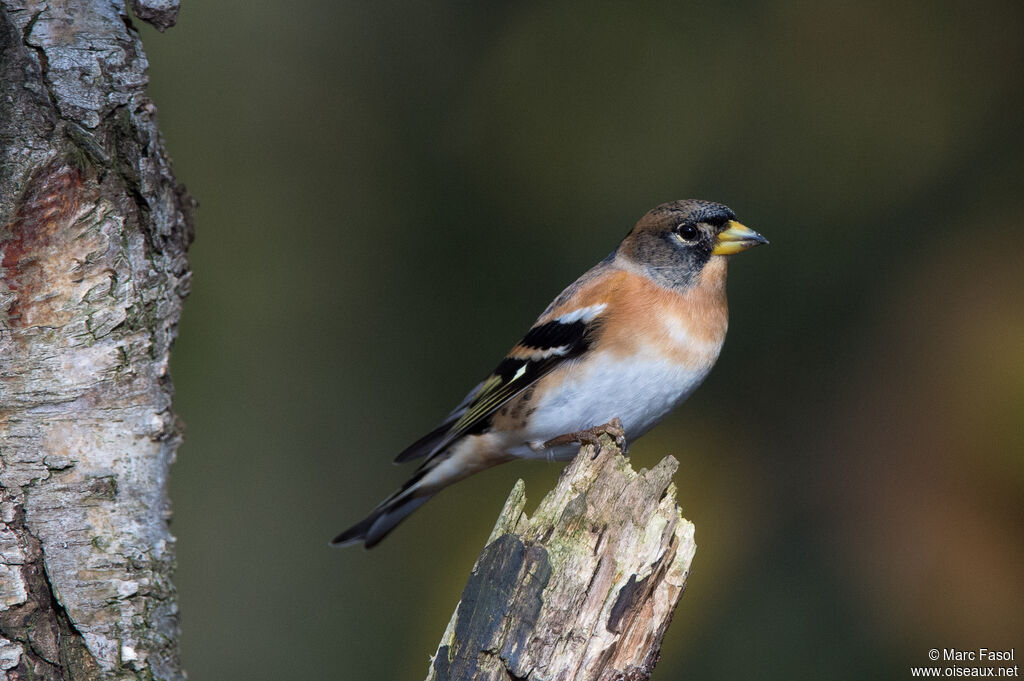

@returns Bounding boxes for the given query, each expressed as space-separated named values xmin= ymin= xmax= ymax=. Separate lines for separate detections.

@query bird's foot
xmin=544 ymin=418 xmax=627 ymax=458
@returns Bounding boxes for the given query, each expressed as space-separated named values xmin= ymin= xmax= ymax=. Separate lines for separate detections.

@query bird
xmin=332 ymin=199 xmax=767 ymax=548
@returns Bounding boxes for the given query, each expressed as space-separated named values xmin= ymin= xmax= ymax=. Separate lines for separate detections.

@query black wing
xmin=393 ymin=312 xmax=604 ymax=463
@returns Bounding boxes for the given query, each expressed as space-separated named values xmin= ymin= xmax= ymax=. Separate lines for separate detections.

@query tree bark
xmin=427 ymin=434 xmax=696 ymax=681
xmin=0 ymin=1 xmax=191 ymax=679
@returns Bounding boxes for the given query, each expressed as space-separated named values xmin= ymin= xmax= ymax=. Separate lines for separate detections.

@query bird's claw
xmin=602 ymin=417 xmax=627 ymax=449
xmin=544 ymin=418 xmax=627 ymax=459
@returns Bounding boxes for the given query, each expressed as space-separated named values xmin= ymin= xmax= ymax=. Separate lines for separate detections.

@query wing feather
xmin=392 ymin=310 xmax=605 ymax=464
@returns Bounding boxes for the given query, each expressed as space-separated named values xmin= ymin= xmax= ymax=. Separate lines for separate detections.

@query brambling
xmin=333 ymin=200 xmax=767 ymax=548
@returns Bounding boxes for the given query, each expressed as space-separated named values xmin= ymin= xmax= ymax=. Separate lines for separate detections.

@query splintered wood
xmin=427 ymin=435 xmax=696 ymax=681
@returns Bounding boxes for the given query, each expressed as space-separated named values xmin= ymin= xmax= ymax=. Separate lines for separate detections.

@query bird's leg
xmin=544 ymin=418 xmax=627 ymax=458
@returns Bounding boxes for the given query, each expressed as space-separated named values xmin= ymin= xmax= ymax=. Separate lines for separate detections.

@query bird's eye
xmin=676 ymin=224 xmax=699 ymax=242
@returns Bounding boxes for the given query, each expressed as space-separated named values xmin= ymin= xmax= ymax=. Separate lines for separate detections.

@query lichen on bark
xmin=0 ymin=1 xmax=192 ymax=679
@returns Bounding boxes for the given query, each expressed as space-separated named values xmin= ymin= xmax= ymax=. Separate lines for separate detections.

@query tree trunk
xmin=0 ymin=1 xmax=191 ymax=679
xmin=427 ymin=434 xmax=697 ymax=681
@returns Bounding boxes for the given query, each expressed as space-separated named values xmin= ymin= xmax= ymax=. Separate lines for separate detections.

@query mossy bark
xmin=0 ymin=1 xmax=190 ymax=679
xmin=428 ymin=435 xmax=696 ymax=681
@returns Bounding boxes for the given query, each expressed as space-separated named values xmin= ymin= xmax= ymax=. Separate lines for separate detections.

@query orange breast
xmin=570 ymin=259 xmax=730 ymax=369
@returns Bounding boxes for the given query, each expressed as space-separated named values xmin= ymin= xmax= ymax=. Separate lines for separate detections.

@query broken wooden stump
xmin=427 ymin=433 xmax=696 ymax=681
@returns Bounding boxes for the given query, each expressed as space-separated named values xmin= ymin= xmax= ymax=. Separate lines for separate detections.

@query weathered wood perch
xmin=427 ymin=433 xmax=696 ymax=681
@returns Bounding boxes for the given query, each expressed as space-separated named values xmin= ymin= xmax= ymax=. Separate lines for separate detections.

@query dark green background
xmin=137 ymin=2 xmax=1024 ymax=679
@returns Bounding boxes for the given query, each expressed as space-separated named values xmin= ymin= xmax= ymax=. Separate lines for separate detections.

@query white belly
xmin=510 ymin=348 xmax=716 ymax=460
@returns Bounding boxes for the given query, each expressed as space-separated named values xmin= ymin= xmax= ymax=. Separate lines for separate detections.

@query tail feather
xmin=393 ymin=423 xmax=451 ymax=463
xmin=334 ymin=442 xmax=466 ymax=548
xmin=330 ymin=493 xmax=433 ymax=548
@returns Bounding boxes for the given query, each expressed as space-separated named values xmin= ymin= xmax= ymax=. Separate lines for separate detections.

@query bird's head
xmin=617 ymin=199 xmax=768 ymax=289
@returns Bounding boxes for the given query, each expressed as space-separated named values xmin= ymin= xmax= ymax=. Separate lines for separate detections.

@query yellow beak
xmin=712 ymin=220 xmax=769 ymax=256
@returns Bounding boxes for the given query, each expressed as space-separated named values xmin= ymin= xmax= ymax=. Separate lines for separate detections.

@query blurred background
xmin=136 ymin=1 xmax=1023 ymax=679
